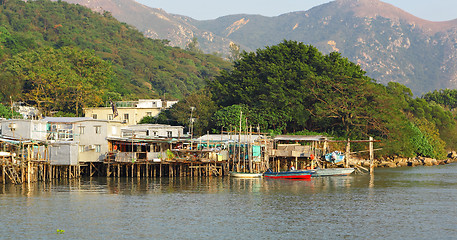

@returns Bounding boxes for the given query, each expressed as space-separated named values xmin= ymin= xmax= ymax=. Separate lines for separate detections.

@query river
xmin=1 ymin=163 xmax=456 ymax=239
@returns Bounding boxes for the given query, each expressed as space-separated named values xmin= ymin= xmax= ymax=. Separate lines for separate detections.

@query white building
xmin=0 ymin=119 xmax=47 ymax=141
xmin=84 ymin=99 xmax=178 ymax=125
xmin=43 ymin=117 xmax=126 ymax=163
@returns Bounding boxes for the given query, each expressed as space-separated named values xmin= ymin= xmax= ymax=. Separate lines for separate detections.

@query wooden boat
xmin=311 ymin=168 xmax=355 ymax=177
xmin=263 ymin=169 xmax=315 ymax=179
xmin=229 ymin=171 xmax=263 ymax=178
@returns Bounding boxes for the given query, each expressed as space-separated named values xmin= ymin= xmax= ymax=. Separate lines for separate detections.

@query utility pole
xmin=190 ymin=107 xmax=195 ymax=149
xmin=10 ymin=96 xmax=13 ymax=118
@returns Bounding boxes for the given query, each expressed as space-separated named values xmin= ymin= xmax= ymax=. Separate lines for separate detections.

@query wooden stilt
xmin=345 ymin=139 xmax=350 ymax=168
xmin=2 ymin=164 xmax=5 ymax=184
xmin=369 ymin=136 xmax=374 ymax=173
xmin=146 ymin=162 xmax=149 ymax=178
xmin=137 ymin=163 xmax=140 ymax=178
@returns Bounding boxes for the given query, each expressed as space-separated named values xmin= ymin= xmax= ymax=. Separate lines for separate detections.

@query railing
xmin=105 ymin=151 xmax=158 ymax=163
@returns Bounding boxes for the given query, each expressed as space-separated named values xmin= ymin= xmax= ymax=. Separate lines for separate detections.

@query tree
xmin=208 ymin=40 xmax=397 ymax=137
xmin=228 ymin=42 xmax=241 ymax=62
xmin=0 ymin=103 xmax=21 ymax=119
xmin=212 ymin=104 xmax=250 ymax=132
xmin=185 ymin=37 xmax=202 ymax=54
xmin=0 ymin=46 xmax=113 ymax=115
xmin=164 ymin=90 xmax=218 ymax=136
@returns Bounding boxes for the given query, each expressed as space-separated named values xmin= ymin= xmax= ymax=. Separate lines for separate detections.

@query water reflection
xmin=1 ymin=164 xmax=456 ymax=239
xmin=0 ymin=174 xmax=371 ymax=197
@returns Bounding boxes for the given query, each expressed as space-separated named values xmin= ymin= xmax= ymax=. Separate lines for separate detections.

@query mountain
xmin=0 ymin=0 xmax=231 ymax=103
xmin=195 ymin=0 xmax=457 ymax=96
xmin=64 ymin=0 xmax=457 ymax=96
xmin=61 ymin=0 xmax=242 ymax=54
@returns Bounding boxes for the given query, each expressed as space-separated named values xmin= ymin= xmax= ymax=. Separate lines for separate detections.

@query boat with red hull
xmin=263 ymin=169 xmax=315 ymax=179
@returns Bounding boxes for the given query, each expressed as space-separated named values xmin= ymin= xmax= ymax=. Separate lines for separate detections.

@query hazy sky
xmin=134 ymin=0 xmax=457 ymax=21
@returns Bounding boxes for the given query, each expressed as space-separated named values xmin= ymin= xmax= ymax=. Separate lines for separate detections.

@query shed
xmin=50 ymin=142 xmax=78 ymax=166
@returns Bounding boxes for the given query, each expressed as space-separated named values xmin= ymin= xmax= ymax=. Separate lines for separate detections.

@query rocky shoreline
xmin=349 ymin=152 xmax=457 ymax=168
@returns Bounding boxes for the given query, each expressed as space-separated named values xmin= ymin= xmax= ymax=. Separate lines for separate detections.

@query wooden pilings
xmin=101 ymin=161 xmax=226 ymax=178
xmin=0 ymin=160 xmax=84 ymax=184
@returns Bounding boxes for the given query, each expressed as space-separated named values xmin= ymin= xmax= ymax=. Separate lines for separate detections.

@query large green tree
xmin=208 ymin=40 xmax=399 ymax=138
xmin=0 ymin=0 xmax=231 ymax=102
xmin=0 ymin=46 xmax=113 ymax=115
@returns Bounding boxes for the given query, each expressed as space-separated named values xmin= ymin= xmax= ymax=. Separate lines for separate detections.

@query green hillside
xmin=0 ymin=0 xmax=231 ymax=113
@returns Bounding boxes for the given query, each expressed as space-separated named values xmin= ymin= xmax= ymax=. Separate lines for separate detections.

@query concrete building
xmin=43 ymin=117 xmax=126 ymax=163
xmin=12 ymin=102 xmax=40 ymax=119
xmin=83 ymin=99 xmax=178 ymax=125
xmin=0 ymin=119 xmax=47 ymax=141
xmin=106 ymin=124 xmax=186 ymax=162
xmin=121 ymin=124 xmax=184 ymax=139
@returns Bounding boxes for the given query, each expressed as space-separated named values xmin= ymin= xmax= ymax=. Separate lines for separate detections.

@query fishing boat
xmin=229 ymin=171 xmax=263 ymax=178
xmin=311 ymin=168 xmax=355 ymax=177
xmin=263 ymin=169 xmax=315 ymax=179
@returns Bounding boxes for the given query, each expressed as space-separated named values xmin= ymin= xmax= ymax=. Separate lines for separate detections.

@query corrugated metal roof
xmin=42 ymin=117 xmax=93 ymax=123
xmin=0 ymin=137 xmax=33 ymax=144
xmin=195 ymin=134 xmax=266 ymax=143
xmin=274 ymin=135 xmax=327 ymax=141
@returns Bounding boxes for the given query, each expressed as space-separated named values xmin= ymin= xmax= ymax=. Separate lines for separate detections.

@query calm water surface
xmin=1 ymin=163 xmax=457 ymax=239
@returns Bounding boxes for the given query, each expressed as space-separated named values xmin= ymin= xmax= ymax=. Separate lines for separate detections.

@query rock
xmin=448 ymin=151 xmax=457 ymax=159
xmin=379 ymin=161 xmax=397 ymax=168
xmin=362 ymin=161 xmax=371 ymax=168
xmin=397 ymin=162 xmax=408 ymax=167
xmin=423 ymin=158 xmax=435 ymax=166
xmin=410 ymin=160 xmax=422 ymax=167
xmin=387 ymin=162 xmax=397 ymax=168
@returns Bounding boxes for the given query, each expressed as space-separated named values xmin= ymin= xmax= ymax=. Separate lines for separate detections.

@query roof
xmin=123 ymin=124 xmax=184 ymax=131
xmin=107 ymin=136 xmax=179 ymax=143
xmin=42 ymin=117 xmax=93 ymax=123
xmin=273 ymin=135 xmax=328 ymax=141
xmin=195 ymin=134 xmax=266 ymax=143
xmin=0 ymin=137 xmax=34 ymax=144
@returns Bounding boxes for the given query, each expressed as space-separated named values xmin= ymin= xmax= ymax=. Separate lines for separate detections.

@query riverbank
xmin=349 ymin=152 xmax=457 ymax=169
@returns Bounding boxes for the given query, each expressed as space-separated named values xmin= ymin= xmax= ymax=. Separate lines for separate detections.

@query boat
xmin=263 ymin=169 xmax=315 ymax=179
xmin=229 ymin=171 xmax=263 ymax=178
xmin=311 ymin=168 xmax=355 ymax=177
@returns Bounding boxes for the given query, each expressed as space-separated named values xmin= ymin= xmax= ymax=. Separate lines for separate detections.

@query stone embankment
xmin=349 ymin=152 xmax=457 ymax=168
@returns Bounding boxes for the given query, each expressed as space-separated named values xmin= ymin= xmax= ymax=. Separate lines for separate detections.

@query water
xmin=1 ymin=163 xmax=457 ymax=239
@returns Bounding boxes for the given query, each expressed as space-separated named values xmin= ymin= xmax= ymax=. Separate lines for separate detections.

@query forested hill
xmin=0 ymin=0 xmax=231 ymax=109
xmin=69 ymin=0 xmax=457 ymax=96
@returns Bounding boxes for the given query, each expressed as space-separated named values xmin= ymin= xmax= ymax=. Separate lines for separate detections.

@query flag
xmin=110 ymin=101 xmax=118 ymax=118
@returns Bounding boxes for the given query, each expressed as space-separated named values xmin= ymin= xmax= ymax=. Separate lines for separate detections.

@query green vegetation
xmin=0 ymin=0 xmax=231 ymax=109
xmin=422 ymin=89 xmax=457 ymax=110
xmin=163 ymin=40 xmax=455 ymax=159
xmin=1 ymin=0 xmax=454 ymax=159
xmin=0 ymin=103 xmax=21 ymax=119
xmin=1 ymin=47 xmax=112 ymax=115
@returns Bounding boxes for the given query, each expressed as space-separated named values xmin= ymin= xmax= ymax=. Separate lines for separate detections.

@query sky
xmin=134 ymin=0 xmax=457 ymax=21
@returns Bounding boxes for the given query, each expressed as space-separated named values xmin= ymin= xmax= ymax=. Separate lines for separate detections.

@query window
xmin=79 ymin=145 xmax=85 ymax=152
xmin=124 ymin=114 xmax=129 ymax=121
xmin=167 ymin=131 xmax=172 ymax=138
xmin=79 ymin=126 xmax=85 ymax=135
xmin=92 ymin=114 xmax=97 ymax=119
xmin=95 ymin=145 xmax=101 ymax=153
xmin=108 ymin=114 xmax=113 ymax=120
xmin=146 ymin=112 xmax=152 ymax=116
xmin=95 ymin=126 xmax=101 ymax=134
